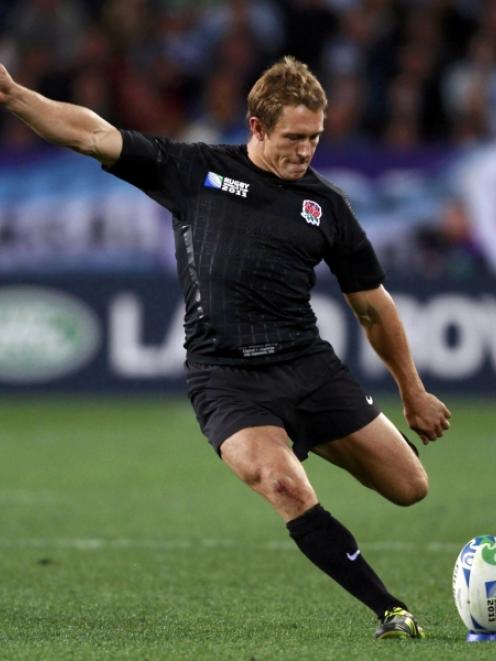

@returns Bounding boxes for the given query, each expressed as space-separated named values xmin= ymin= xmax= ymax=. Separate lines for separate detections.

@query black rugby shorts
xmin=186 ymin=350 xmax=380 ymax=461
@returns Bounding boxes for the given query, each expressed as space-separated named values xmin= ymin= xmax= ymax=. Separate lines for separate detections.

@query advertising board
xmin=0 ymin=272 xmax=493 ymax=394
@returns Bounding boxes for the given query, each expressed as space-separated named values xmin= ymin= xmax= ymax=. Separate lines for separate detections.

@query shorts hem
xmin=293 ymin=409 xmax=381 ymax=461
xmin=212 ymin=417 xmax=285 ymax=457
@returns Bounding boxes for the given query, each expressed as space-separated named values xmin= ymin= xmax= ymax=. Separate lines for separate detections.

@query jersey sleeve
xmin=103 ymin=130 xmax=199 ymax=216
xmin=324 ymin=193 xmax=385 ymax=293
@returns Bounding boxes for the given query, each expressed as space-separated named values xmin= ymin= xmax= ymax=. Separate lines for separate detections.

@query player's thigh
xmin=312 ymin=414 xmax=428 ymax=505
xmin=220 ymin=425 xmax=318 ymax=520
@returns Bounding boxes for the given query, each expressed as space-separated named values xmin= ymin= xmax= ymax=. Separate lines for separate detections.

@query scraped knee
xmin=244 ymin=464 xmax=317 ymax=518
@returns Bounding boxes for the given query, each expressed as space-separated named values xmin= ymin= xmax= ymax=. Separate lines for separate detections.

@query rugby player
xmin=0 ymin=56 xmax=451 ymax=639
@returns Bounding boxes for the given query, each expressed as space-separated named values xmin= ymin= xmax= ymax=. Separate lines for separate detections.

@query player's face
xmin=255 ymin=105 xmax=325 ymax=180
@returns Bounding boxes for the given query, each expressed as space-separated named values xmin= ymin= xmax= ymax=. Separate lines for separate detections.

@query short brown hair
xmin=247 ymin=56 xmax=327 ymax=132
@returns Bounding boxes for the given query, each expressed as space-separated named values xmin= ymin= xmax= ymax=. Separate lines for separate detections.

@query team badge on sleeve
xmin=301 ymin=199 xmax=322 ymax=226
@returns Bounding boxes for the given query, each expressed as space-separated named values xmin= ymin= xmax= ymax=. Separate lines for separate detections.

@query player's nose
xmin=297 ymin=139 xmax=312 ymax=159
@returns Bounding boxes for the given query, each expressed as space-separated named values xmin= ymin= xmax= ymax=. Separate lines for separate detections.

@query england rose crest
xmin=301 ymin=199 xmax=322 ymax=226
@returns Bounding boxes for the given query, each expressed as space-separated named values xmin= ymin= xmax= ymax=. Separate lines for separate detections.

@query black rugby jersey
xmin=105 ymin=130 xmax=385 ymax=365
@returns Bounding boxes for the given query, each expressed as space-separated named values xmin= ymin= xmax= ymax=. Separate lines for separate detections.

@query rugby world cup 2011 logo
xmin=301 ymin=199 xmax=322 ymax=226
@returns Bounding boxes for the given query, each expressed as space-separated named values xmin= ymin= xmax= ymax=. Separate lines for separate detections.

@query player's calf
xmin=287 ymin=504 xmax=409 ymax=617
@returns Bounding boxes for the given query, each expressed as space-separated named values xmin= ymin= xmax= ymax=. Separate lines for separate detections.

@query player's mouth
xmin=290 ymin=161 xmax=308 ymax=171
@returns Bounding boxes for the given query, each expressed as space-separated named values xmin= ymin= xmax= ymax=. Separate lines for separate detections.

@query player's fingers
xmin=431 ymin=416 xmax=450 ymax=438
xmin=434 ymin=424 xmax=445 ymax=438
xmin=411 ymin=425 xmax=434 ymax=444
xmin=421 ymin=426 xmax=439 ymax=442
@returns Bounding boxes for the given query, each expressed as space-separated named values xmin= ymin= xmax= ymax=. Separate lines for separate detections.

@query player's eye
xmin=286 ymin=134 xmax=321 ymax=143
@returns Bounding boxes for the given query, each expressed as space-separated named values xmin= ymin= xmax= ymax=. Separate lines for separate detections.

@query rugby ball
xmin=453 ymin=535 xmax=496 ymax=632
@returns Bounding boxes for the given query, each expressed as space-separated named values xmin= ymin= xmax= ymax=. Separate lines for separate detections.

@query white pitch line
xmin=0 ymin=538 xmax=462 ymax=552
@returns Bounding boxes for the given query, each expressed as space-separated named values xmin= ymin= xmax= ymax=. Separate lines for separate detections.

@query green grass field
xmin=0 ymin=394 xmax=494 ymax=660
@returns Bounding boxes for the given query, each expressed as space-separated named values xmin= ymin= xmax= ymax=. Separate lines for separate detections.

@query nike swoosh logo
xmin=365 ymin=396 xmax=373 ymax=405
xmin=346 ymin=549 xmax=361 ymax=561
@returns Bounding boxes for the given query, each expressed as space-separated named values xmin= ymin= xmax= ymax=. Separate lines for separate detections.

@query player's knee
xmin=394 ymin=472 xmax=429 ymax=507
xmin=256 ymin=466 xmax=315 ymax=510
xmin=273 ymin=476 xmax=314 ymax=505
xmin=238 ymin=463 xmax=263 ymax=489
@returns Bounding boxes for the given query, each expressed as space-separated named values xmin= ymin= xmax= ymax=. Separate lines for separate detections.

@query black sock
xmin=287 ymin=504 xmax=407 ymax=617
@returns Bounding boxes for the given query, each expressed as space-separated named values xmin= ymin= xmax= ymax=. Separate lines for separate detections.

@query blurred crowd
xmin=1 ymin=0 xmax=496 ymax=279
xmin=1 ymin=0 xmax=496 ymax=151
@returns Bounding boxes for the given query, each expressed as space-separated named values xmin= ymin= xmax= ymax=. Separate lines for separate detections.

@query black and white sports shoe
xmin=374 ymin=607 xmax=425 ymax=640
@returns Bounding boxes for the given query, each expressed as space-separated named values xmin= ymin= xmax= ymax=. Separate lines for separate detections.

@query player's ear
xmin=249 ymin=116 xmax=266 ymax=141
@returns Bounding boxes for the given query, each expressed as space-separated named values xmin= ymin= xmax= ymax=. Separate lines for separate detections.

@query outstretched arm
xmin=0 ymin=64 xmax=122 ymax=165
xmin=345 ymin=285 xmax=451 ymax=444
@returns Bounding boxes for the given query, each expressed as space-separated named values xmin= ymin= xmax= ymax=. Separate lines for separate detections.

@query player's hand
xmin=402 ymin=391 xmax=451 ymax=445
xmin=0 ymin=64 xmax=15 ymax=105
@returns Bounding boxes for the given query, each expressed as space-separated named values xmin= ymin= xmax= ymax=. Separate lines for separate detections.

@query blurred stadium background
xmin=0 ymin=2 xmax=495 ymax=658
xmin=0 ymin=0 xmax=495 ymax=394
